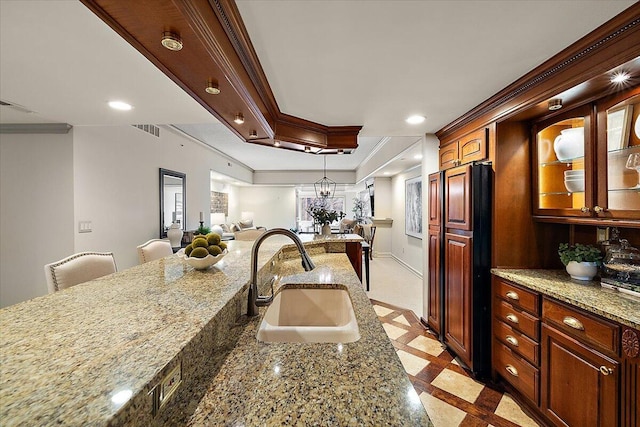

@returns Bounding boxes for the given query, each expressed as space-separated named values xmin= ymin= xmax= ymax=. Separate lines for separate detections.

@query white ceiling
xmin=0 ymin=0 xmax=635 ymax=177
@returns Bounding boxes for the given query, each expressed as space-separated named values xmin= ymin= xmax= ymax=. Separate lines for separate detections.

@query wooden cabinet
xmin=595 ymin=86 xmax=640 ymax=220
xmin=492 ymin=277 xmax=541 ymax=405
xmin=427 ymin=172 xmax=442 ymax=334
xmin=444 ymin=165 xmax=472 ymax=230
xmin=428 ymin=173 xmax=441 ymax=227
xmin=541 ymin=323 xmax=619 ymax=427
xmin=492 ymin=276 xmax=636 ymax=426
xmin=439 ymin=128 xmax=488 ymax=170
xmin=427 ymin=228 xmax=441 ymax=334
xmin=444 ymin=232 xmax=472 ymax=366
xmin=533 ymin=86 xmax=640 ymax=221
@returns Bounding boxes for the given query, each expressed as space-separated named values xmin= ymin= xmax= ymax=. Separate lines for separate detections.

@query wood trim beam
xmin=80 ymin=0 xmax=361 ymax=152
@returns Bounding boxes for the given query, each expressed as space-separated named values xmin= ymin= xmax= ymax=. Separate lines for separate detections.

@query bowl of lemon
xmin=181 ymin=232 xmax=228 ymax=270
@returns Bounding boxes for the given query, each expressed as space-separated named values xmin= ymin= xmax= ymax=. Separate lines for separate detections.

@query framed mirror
xmin=159 ymin=168 xmax=186 ymax=238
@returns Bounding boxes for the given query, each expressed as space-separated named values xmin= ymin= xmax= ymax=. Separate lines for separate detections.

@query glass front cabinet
xmin=533 ymin=87 xmax=640 ymax=221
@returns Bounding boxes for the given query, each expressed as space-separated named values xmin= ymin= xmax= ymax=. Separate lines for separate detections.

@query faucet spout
xmin=247 ymin=228 xmax=315 ymax=316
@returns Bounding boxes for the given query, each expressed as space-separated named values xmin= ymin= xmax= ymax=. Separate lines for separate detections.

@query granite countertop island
xmin=491 ymin=268 xmax=640 ymax=330
xmin=0 ymin=234 xmax=430 ymax=426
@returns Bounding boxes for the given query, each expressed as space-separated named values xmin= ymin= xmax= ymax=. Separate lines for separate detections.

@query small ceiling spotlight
xmin=611 ymin=72 xmax=630 ymax=84
xmin=205 ymin=80 xmax=220 ymax=95
xmin=406 ymin=115 xmax=425 ymax=124
xmin=548 ymin=98 xmax=563 ymax=111
xmin=108 ymin=101 xmax=132 ymax=111
xmin=338 ymin=149 xmax=344 ymax=154
xmin=161 ymin=31 xmax=183 ymax=51
xmin=274 ymin=141 xmax=281 ymax=147
xmin=248 ymin=130 xmax=258 ymax=139
xmin=304 ymin=146 xmax=311 ymax=153
xmin=234 ymin=113 xmax=244 ymax=124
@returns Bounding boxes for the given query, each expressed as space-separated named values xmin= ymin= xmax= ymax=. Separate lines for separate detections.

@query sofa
xmin=216 ymin=219 xmax=266 ymax=241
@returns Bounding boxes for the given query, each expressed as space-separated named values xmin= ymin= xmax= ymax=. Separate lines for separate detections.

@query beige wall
xmin=0 ymin=131 xmax=75 ymax=307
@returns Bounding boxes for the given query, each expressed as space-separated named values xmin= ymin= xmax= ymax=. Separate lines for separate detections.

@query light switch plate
xmin=78 ymin=221 xmax=92 ymax=233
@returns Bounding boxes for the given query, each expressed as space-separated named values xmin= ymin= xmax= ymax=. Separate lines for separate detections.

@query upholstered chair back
xmin=137 ymin=239 xmax=173 ymax=264
xmin=44 ymin=252 xmax=117 ymax=293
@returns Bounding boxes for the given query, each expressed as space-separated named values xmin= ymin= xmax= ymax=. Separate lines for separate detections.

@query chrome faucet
xmin=247 ymin=228 xmax=316 ymax=316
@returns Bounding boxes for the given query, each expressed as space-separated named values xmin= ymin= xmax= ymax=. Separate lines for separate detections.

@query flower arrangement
xmin=307 ymin=199 xmax=345 ymax=225
xmin=558 ymin=243 xmax=603 ymax=266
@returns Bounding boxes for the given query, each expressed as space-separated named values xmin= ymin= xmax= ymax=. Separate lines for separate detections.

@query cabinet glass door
xmin=601 ymin=93 xmax=640 ymax=216
xmin=535 ymin=107 xmax=591 ymax=216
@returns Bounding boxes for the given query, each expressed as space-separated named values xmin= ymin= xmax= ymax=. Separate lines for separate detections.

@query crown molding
xmin=0 ymin=123 xmax=72 ymax=134
xmin=436 ymin=2 xmax=640 ymax=142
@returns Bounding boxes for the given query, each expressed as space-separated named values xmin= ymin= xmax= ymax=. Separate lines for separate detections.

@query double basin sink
xmin=256 ymin=285 xmax=360 ymax=343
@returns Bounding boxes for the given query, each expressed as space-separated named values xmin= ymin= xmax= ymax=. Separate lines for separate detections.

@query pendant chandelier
xmin=314 ymin=155 xmax=336 ymax=199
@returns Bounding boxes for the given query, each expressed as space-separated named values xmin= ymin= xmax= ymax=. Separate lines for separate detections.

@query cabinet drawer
xmin=494 ymin=340 xmax=539 ymax=405
xmin=542 ymin=298 xmax=620 ymax=355
xmin=494 ymin=278 xmax=539 ymax=315
xmin=494 ymin=319 xmax=539 ymax=366
xmin=495 ymin=299 xmax=540 ymax=341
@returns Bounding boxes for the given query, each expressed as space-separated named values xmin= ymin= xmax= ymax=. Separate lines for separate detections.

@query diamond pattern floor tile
xmin=371 ymin=298 xmax=540 ymax=427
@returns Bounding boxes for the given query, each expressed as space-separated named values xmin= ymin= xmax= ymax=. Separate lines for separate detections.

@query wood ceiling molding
xmin=80 ymin=0 xmax=360 ymax=153
xmin=436 ymin=2 xmax=640 ymax=142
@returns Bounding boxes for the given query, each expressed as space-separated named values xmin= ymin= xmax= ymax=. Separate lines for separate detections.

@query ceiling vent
xmin=132 ymin=124 xmax=160 ymax=137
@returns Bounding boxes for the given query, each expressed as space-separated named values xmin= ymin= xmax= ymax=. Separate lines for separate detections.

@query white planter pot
xmin=565 ymin=261 xmax=598 ymax=281
xmin=167 ymin=223 xmax=184 ymax=248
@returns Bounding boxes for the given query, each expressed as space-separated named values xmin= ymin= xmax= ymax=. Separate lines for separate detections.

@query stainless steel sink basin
xmin=256 ymin=286 xmax=360 ymax=343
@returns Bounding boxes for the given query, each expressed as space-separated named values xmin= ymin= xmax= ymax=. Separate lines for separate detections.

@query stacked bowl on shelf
xmin=564 ymin=169 xmax=584 ymax=193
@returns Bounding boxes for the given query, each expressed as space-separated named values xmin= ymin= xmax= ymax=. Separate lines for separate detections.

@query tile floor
xmin=366 ymin=257 xmax=540 ymax=427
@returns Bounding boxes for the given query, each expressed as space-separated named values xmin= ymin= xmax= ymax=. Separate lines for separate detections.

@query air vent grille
xmin=132 ymin=124 xmax=160 ymax=137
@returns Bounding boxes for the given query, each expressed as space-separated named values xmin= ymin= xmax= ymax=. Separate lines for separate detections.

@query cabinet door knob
xmin=581 ymin=206 xmax=590 ymax=213
xmin=563 ymin=316 xmax=585 ymax=331
xmin=505 ymin=364 xmax=519 ymax=377
xmin=599 ymin=366 xmax=614 ymax=376
xmin=505 ymin=291 xmax=519 ymax=301
xmin=505 ymin=335 xmax=519 ymax=347
xmin=506 ymin=313 xmax=519 ymax=324
xmin=593 ymin=206 xmax=606 ymax=214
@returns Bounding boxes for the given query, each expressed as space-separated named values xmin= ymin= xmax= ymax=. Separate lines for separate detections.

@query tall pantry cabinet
xmin=428 ymin=127 xmax=492 ymax=379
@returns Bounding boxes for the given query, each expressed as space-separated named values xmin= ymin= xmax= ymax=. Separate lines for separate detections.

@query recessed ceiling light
xmin=205 ymin=80 xmax=220 ymax=95
xmin=406 ymin=115 xmax=425 ymax=124
xmin=234 ymin=113 xmax=244 ymax=124
xmin=108 ymin=101 xmax=132 ymax=111
xmin=274 ymin=141 xmax=280 ymax=147
xmin=548 ymin=98 xmax=562 ymax=111
xmin=611 ymin=72 xmax=630 ymax=84
xmin=161 ymin=31 xmax=183 ymax=51
xmin=248 ymin=130 xmax=258 ymax=139
xmin=304 ymin=146 xmax=311 ymax=153
xmin=338 ymin=149 xmax=344 ymax=154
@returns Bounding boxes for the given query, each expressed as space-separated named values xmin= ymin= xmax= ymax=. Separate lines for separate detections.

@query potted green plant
xmin=195 ymin=224 xmax=211 ymax=237
xmin=307 ymin=199 xmax=345 ymax=235
xmin=558 ymin=243 xmax=603 ymax=281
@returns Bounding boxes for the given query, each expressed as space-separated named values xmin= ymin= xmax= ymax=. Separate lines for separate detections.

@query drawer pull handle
xmin=599 ymin=366 xmax=613 ymax=376
xmin=506 ymin=313 xmax=519 ymax=324
xmin=505 ymin=291 xmax=519 ymax=301
xmin=505 ymin=335 xmax=519 ymax=347
xmin=563 ymin=316 xmax=584 ymax=331
xmin=505 ymin=364 xmax=519 ymax=377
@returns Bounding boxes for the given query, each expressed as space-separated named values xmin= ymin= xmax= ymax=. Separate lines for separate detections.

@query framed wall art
xmin=405 ymin=176 xmax=422 ymax=239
